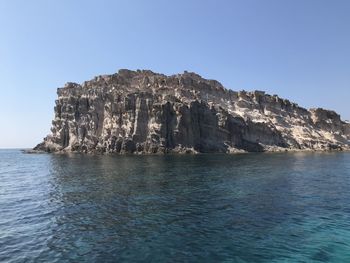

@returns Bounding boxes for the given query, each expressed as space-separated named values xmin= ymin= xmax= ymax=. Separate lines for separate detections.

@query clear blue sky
xmin=1 ymin=0 xmax=349 ymax=148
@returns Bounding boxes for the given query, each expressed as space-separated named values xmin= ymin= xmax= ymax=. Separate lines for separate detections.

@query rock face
xmin=34 ymin=69 xmax=350 ymax=154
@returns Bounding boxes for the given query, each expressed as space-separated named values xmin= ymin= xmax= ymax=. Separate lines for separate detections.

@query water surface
xmin=1 ymin=150 xmax=350 ymax=262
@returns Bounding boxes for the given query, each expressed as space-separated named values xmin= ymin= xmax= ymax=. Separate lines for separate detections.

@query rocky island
xmin=34 ymin=69 xmax=350 ymax=154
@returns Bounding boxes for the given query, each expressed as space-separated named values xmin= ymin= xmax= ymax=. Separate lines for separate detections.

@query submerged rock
xmin=34 ymin=69 xmax=350 ymax=154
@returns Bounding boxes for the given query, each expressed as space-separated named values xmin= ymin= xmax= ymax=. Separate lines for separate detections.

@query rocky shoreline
xmin=34 ymin=69 xmax=350 ymax=154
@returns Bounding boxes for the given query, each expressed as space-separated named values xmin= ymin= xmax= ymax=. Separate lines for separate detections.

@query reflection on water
xmin=1 ymin=151 xmax=350 ymax=262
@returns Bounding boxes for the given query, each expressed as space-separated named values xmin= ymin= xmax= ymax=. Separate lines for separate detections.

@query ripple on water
xmin=1 ymin=150 xmax=350 ymax=262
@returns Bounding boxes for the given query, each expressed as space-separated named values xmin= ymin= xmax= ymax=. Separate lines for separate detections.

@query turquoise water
xmin=1 ymin=150 xmax=350 ymax=262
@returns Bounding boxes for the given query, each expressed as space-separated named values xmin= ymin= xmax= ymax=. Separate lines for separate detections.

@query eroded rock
xmin=34 ymin=69 xmax=350 ymax=153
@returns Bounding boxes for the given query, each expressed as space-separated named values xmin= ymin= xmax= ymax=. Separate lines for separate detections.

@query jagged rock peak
xmin=34 ymin=69 xmax=350 ymax=154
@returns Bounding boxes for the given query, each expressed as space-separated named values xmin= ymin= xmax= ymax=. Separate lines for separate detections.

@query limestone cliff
xmin=34 ymin=69 xmax=350 ymax=153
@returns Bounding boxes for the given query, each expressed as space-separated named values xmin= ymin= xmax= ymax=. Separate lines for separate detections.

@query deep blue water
xmin=1 ymin=150 xmax=350 ymax=262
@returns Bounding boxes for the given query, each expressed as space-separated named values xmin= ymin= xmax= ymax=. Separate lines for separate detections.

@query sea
xmin=1 ymin=149 xmax=350 ymax=262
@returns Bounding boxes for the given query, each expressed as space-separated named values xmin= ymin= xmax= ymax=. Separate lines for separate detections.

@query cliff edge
xmin=34 ymin=69 xmax=350 ymax=154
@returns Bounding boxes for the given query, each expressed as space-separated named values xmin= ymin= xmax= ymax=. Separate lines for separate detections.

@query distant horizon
xmin=1 ymin=0 xmax=349 ymax=148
